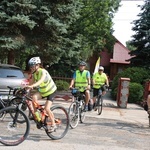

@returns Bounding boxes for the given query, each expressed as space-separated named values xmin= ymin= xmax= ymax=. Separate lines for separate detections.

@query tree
xmin=0 ymin=0 xmax=121 ymax=76
xmin=128 ymin=0 xmax=150 ymax=68
xmin=126 ymin=40 xmax=136 ymax=51
xmin=0 ymin=0 xmax=81 ymax=68
xmin=73 ymin=0 xmax=120 ymax=58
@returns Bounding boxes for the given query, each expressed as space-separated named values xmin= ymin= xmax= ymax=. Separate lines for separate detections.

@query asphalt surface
xmin=0 ymin=90 xmax=150 ymax=150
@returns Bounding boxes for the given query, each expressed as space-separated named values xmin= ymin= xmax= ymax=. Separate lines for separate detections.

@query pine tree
xmin=129 ymin=0 xmax=150 ymax=68
xmin=0 ymin=0 xmax=80 ymax=66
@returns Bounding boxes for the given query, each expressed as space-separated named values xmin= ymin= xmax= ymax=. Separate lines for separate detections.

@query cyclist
xmin=147 ymin=94 xmax=150 ymax=114
xmin=27 ymin=57 xmax=57 ymax=132
xmin=92 ymin=66 xmax=109 ymax=110
xmin=69 ymin=61 xmax=91 ymax=111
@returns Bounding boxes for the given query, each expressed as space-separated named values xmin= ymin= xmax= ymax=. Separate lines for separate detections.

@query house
xmin=88 ymin=38 xmax=132 ymax=81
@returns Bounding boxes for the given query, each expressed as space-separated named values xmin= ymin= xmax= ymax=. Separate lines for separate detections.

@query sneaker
xmin=83 ymin=105 xmax=88 ymax=112
xmin=47 ymin=125 xmax=57 ymax=133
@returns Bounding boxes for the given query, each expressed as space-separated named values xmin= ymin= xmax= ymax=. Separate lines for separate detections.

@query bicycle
xmin=0 ymin=86 xmax=28 ymax=120
xmin=0 ymin=87 xmax=70 ymax=146
xmin=93 ymin=85 xmax=108 ymax=115
xmin=68 ymin=88 xmax=86 ymax=129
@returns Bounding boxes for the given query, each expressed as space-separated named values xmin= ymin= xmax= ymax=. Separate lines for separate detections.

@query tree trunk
xmin=8 ymin=50 xmax=15 ymax=65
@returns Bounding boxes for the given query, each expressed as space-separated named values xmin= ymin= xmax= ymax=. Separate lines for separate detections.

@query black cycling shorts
xmin=93 ymin=85 xmax=106 ymax=97
xmin=42 ymin=90 xmax=57 ymax=102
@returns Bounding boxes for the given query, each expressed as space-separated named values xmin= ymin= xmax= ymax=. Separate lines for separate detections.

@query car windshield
xmin=0 ymin=67 xmax=24 ymax=78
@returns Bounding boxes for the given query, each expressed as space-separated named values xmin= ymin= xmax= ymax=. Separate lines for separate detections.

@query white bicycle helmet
xmin=79 ymin=61 xmax=87 ymax=66
xmin=99 ymin=66 xmax=104 ymax=71
xmin=28 ymin=57 xmax=41 ymax=66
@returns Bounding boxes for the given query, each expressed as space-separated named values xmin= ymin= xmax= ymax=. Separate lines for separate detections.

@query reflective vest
xmin=75 ymin=70 xmax=88 ymax=92
xmin=33 ymin=68 xmax=57 ymax=97
xmin=93 ymin=72 xmax=107 ymax=89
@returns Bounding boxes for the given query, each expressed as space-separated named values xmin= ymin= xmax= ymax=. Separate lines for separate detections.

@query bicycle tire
xmin=68 ymin=101 xmax=79 ymax=129
xmin=0 ymin=106 xmax=30 ymax=146
xmin=45 ymin=105 xmax=69 ymax=140
xmin=97 ymin=95 xmax=103 ymax=115
xmin=9 ymin=97 xmax=29 ymax=123
xmin=80 ymin=100 xmax=86 ymax=123
xmin=148 ymin=114 xmax=150 ymax=127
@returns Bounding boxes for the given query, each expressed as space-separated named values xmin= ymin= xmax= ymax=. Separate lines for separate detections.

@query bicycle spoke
xmin=68 ymin=102 xmax=79 ymax=129
xmin=0 ymin=107 xmax=30 ymax=146
xmin=80 ymin=101 xmax=86 ymax=123
xmin=45 ymin=105 xmax=69 ymax=140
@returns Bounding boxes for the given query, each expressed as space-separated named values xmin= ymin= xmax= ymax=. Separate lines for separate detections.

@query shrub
xmin=55 ymin=80 xmax=69 ymax=91
xmin=128 ymin=82 xmax=144 ymax=104
xmin=111 ymin=67 xmax=150 ymax=99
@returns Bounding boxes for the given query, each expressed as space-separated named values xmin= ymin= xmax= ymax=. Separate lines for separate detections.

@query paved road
xmin=0 ymin=91 xmax=150 ymax=150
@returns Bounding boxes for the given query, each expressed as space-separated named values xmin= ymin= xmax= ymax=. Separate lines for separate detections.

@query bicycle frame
xmin=23 ymin=94 xmax=47 ymax=124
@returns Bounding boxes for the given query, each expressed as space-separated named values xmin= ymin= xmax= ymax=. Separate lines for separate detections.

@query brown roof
xmin=110 ymin=40 xmax=132 ymax=64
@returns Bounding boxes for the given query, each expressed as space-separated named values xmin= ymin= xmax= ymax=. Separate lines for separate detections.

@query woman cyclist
xmin=92 ymin=66 xmax=109 ymax=110
xmin=27 ymin=57 xmax=57 ymax=132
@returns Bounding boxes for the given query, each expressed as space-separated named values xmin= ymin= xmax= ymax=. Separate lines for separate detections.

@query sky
xmin=112 ymin=0 xmax=145 ymax=46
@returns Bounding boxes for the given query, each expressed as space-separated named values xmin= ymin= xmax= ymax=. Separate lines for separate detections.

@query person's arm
xmin=69 ymin=72 xmax=76 ymax=88
xmin=29 ymin=70 xmax=46 ymax=88
xmin=92 ymin=74 xmax=96 ymax=85
xmin=105 ymin=74 xmax=109 ymax=87
xmin=69 ymin=79 xmax=75 ymax=88
xmin=86 ymin=71 xmax=91 ymax=90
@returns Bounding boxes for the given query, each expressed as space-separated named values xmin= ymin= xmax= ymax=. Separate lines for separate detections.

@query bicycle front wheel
xmin=68 ymin=101 xmax=79 ymax=129
xmin=9 ymin=97 xmax=29 ymax=123
xmin=45 ymin=105 xmax=69 ymax=140
xmin=0 ymin=106 xmax=30 ymax=146
xmin=80 ymin=100 xmax=86 ymax=123
xmin=97 ymin=95 xmax=103 ymax=115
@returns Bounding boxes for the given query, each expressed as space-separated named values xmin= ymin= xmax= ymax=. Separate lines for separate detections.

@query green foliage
xmin=55 ymin=80 xmax=69 ymax=91
xmin=125 ymin=40 xmax=136 ymax=51
xmin=0 ymin=0 xmax=81 ymax=67
xmin=129 ymin=0 xmax=150 ymax=68
xmin=111 ymin=67 xmax=150 ymax=100
xmin=0 ymin=0 xmax=121 ymax=76
xmin=75 ymin=0 xmax=120 ymax=55
xmin=128 ymin=82 xmax=144 ymax=104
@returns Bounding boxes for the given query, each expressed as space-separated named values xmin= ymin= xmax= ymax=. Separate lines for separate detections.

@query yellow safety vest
xmin=33 ymin=68 xmax=57 ymax=97
xmin=75 ymin=70 xmax=88 ymax=92
xmin=93 ymin=72 xmax=107 ymax=89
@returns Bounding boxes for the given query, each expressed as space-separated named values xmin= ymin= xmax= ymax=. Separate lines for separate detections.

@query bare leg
xmin=85 ymin=90 xmax=90 ymax=105
xmin=92 ymin=96 xmax=96 ymax=104
xmin=45 ymin=100 xmax=55 ymax=126
xmin=32 ymin=93 xmax=41 ymax=112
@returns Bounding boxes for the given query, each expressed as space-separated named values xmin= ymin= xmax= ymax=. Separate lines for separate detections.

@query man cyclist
xmin=27 ymin=57 xmax=57 ymax=132
xmin=69 ymin=61 xmax=91 ymax=111
xmin=92 ymin=66 xmax=109 ymax=110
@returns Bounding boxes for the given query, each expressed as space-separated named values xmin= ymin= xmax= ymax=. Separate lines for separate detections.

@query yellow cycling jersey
xmin=33 ymin=68 xmax=57 ymax=97
xmin=93 ymin=72 xmax=107 ymax=89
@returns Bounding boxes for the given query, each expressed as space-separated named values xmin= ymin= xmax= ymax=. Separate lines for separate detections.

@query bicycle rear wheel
xmin=80 ymin=100 xmax=86 ymax=123
xmin=97 ymin=95 xmax=103 ymax=115
xmin=68 ymin=101 xmax=79 ymax=129
xmin=45 ymin=105 xmax=69 ymax=140
xmin=0 ymin=106 xmax=30 ymax=146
